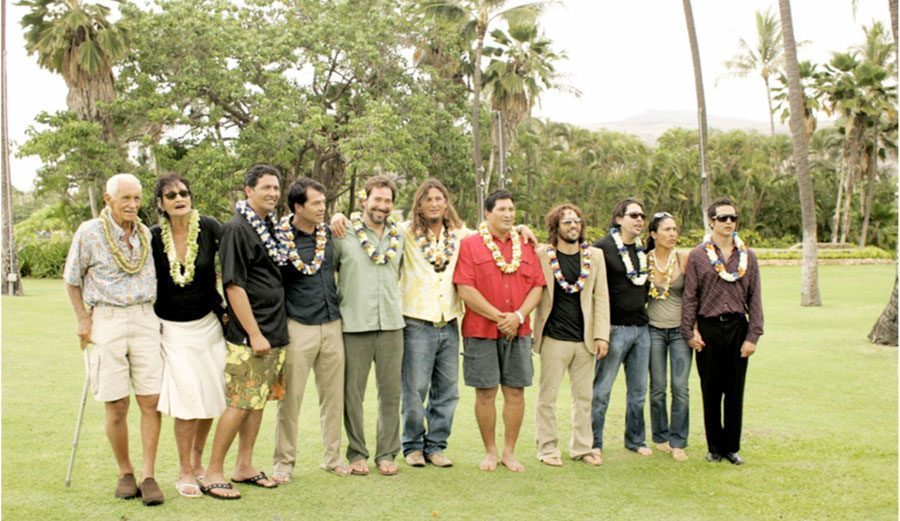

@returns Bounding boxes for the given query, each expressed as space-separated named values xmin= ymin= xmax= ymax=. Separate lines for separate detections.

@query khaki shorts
xmin=88 ymin=303 xmax=163 ymax=402
xmin=224 ymin=342 xmax=286 ymax=410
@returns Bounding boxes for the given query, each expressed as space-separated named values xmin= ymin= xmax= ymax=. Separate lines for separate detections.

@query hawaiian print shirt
xmin=63 ymin=215 xmax=156 ymax=307
xmin=399 ymin=222 xmax=469 ymax=323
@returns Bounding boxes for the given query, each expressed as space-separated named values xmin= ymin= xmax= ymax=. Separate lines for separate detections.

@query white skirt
xmin=156 ymin=312 xmax=227 ymax=419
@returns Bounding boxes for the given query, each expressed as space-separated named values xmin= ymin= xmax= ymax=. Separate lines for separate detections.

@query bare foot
xmin=672 ymin=448 xmax=689 ymax=462
xmin=635 ymin=447 xmax=652 ymax=456
xmin=272 ymin=471 xmax=291 ymax=484
xmin=501 ymin=454 xmax=525 ymax=472
xmin=581 ymin=452 xmax=603 ymax=466
xmin=231 ymin=468 xmax=277 ymax=488
xmin=478 ymin=453 xmax=498 ymax=471
xmin=656 ymin=442 xmax=672 ymax=453
xmin=191 ymin=466 xmax=206 ymax=479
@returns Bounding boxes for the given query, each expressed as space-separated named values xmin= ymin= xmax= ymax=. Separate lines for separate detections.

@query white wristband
xmin=514 ymin=311 xmax=525 ymax=324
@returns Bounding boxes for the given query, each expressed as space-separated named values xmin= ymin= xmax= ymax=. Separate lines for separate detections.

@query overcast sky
xmin=5 ymin=0 xmax=892 ymax=191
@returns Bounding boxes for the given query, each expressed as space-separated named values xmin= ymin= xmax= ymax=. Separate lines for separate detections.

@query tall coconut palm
xmin=419 ymin=0 xmax=544 ymax=216
xmin=681 ymin=0 xmax=711 ymax=227
xmin=2 ymin=0 xmax=23 ymax=295
xmin=778 ymin=0 xmax=821 ymax=306
xmin=722 ymin=7 xmax=784 ymax=136
xmin=482 ymin=22 xmax=564 ymax=190
xmin=19 ymin=0 xmax=128 ymax=216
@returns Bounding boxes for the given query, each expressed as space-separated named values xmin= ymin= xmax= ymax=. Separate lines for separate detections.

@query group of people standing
xmin=63 ymin=164 xmax=763 ymax=506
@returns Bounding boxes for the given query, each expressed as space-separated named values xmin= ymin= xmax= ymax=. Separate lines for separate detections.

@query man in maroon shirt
xmin=681 ymin=197 xmax=764 ymax=466
xmin=454 ymin=190 xmax=545 ymax=472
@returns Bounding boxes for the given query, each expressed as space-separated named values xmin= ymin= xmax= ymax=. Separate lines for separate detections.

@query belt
xmin=705 ymin=313 xmax=745 ymax=322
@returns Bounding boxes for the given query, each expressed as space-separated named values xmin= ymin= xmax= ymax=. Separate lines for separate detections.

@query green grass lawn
xmin=2 ymin=265 xmax=897 ymax=520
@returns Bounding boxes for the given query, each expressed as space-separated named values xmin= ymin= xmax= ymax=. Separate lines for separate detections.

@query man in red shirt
xmin=453 ymin=190 xmax=545 ymax=472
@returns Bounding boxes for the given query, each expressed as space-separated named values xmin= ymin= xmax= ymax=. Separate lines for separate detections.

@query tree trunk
xmin=840 ymin=114 xmax=867 ymax=243
xmin=682 ymin=0 xmax=711 ymax=229
xmin=890 ymin=0 xmax=898 ymax=63
xmin=1 ymin=0 xmax=22 ymax=295
xmin=472 ymin=20 xmax=487 ymax=219
xmin=869 ymin=275 xmax=898 ymax=346
xmin=831 ymin=159 xmax=845 ymax=243
xmin=779 ymin=0 xmax=821 ymax=306
xmin=764 ymin=77 xmax=776 ymax=137
xmin=858 ymin=125 xmax=879 ymax=247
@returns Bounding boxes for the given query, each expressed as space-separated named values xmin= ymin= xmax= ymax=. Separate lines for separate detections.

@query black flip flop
xmin=231 ymin=472 xmax=278 ymax=489
xmin=202 ymin=482 xmax=241 ymax=500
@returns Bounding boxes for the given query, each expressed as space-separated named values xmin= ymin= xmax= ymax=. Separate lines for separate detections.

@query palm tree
xmin=19 ymin=0 xmax=128 ymax=216
xmin=681 ymin=0 xmax=711 ymax=227
xmin=2 ymin=0 xmax=23 ymax=295
xmin=778 ymin=0 xmax=821 ymax=306
xmin=482 ymin=22 xmax=564 ymax=191
xmin=420 ymin=0 xmax=544 ymax=217
xmin=722 ymin=7 xmax=784 ymax=136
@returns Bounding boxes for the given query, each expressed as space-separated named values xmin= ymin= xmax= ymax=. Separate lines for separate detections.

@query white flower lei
xmin=547 ymin=242 xmax=591 ymax=294
xmin=350 ymin=212 xmax=400 ymax=265
xmin=160 ymin=209 xmax=201 ymax=287
xmin=479 ymin=221 xmax=522 ymax=274
xmin=704 ymin=232 xmax=748 ymax=282
xmin=648 ymin=249 xmax=677 ymax=299
xmin=235 ymin=200 xmax=289 ymax=266
xmin=276 ymin=216 xmax=328 ymax=275
xmin=415 ymin=225 xmax=458 ymax=273
xmin=610 ymin=226 xmax=648 ymax=285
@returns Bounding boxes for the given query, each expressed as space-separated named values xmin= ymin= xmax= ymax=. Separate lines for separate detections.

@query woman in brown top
xmin=645 ymin=212 xmax=691 ymax=462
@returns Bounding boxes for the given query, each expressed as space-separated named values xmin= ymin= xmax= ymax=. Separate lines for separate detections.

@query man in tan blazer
xmin=533 ymin=203 xmax=610 ymax=466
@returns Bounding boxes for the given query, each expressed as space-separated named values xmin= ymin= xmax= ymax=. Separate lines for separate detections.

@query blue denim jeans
xmin=649 ymin=326 xmax=692 ymax=449
xmin=401 ymin=317 xmax=460 ymax=456
xmin=591 ymin=324 xmax=650 ymax=451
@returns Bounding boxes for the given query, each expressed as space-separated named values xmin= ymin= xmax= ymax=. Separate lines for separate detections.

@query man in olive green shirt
xmin=332 ymin=175 xmax=405 ymax=477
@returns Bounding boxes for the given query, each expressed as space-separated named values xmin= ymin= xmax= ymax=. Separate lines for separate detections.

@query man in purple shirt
xmin=681 ymin=197 xmax=763 ymax=466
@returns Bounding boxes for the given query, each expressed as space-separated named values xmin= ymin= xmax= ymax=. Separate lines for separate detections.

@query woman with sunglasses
xmin=150 ymin=173 xmax=228 ymax=497
xmin=645 ymin=212 xmax=691 ymax=462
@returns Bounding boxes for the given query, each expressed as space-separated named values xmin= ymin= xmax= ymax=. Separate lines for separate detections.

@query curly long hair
xmin=410 ymin=178 xmax=463 ymax=234
xmin=545 ymin=203 xmax=586 ymax=246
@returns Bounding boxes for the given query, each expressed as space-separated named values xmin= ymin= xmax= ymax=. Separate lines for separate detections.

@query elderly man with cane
xmin=63 ymin=173 xmax=164 ymax=506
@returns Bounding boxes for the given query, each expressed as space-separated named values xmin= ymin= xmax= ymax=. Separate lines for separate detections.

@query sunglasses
xmin=163 ymin=190 xmax=191 ymax=200
xmin=714 ymin=214 xmax=739 ymax=223
xmin=625 ymin=212 xmax=645 ymax=220
xmin=561 ymin=218 xmax=583 ymax=226
xmin=653 ymin=212 xmax=673 ymax=220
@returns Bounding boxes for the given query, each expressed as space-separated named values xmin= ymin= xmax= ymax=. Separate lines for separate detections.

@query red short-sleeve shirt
xmin=453 ymin=232 xmax=546 ymax=339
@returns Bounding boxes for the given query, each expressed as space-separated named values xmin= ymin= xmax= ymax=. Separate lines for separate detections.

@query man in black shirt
xmin=271 ymin=178 xmax=350 ymax=482
xmin=591 ymin=197 xmax=653 ymax=458
xmin=201 ymin=165 xmax=289 ymax=499
xmin=533 ymin=204 xmax=610 ymax=467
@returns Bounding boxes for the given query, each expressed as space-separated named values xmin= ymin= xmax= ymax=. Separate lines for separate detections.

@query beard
xmin=560 ymin=232 xmax=580 ymax=244
xmin=427 ymin=215 xmax=443 ymax=225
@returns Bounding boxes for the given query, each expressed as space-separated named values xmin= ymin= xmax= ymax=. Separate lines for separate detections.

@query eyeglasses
xmin=625 ymin=212 xmax=645 ymax=220
xmin=560 ymin=218 xmax=583 ymax=226
xmin=714 ymin=214 xmax=739 ymax=223
xmin=164 ymin=190 xmax=191 ymax=200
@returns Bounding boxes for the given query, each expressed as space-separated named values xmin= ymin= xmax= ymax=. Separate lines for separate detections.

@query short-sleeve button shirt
xmin=63 ymin=216 xmax=156 ymax=307
xmin=219 ymin=213 xmax=289 ymax=348
xmin=453 ymin=231 xmax=546 ymax=339
xmin=399 ymin=222 xmax=469 ymax=323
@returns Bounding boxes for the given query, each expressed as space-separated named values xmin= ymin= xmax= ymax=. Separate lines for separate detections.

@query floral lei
xmin=415 ymin=225 xmax=458 ymax=273
xmin=610 ymin=226 xmax=648 ymax=285
xmin=100 ymin=206 xmax=150 ymax=275
xmin=351 ymin=212 xmax=400 ymax=265
xmin=160 ymin=210 xmax=201 ymax=287
xmin=276 ymin=217 xmax=328 ymax=275
xmin=648 ymin=249 xmax=677 ymax=299
xmin=235 ymin=200 xmax=289 ymax=266
xmin=547 ymin=242 xmax=591 ymax=294
xmin=479 ymin=221 xmax=522 ymax=274
xmin=704 ymin=233 xmax=748 ymax=282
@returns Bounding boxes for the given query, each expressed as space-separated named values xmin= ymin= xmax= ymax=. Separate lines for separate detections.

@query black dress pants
xmin=696 ymin=314 xmax=749 ymax=455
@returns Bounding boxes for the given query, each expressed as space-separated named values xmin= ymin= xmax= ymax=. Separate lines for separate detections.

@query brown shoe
xmin=427 ymin=452 xmax=453 ymax=468
xmin=115 ymin=473 xmax=139 ymax=500
xmin=139 ymin=477 xmax=165 ymax=506
xmin=405 ymin=451 xmax=426 ymax=467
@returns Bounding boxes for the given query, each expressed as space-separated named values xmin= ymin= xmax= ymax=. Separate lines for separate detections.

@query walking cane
xmin=65 ymin=346 xmax=91 ymax=487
